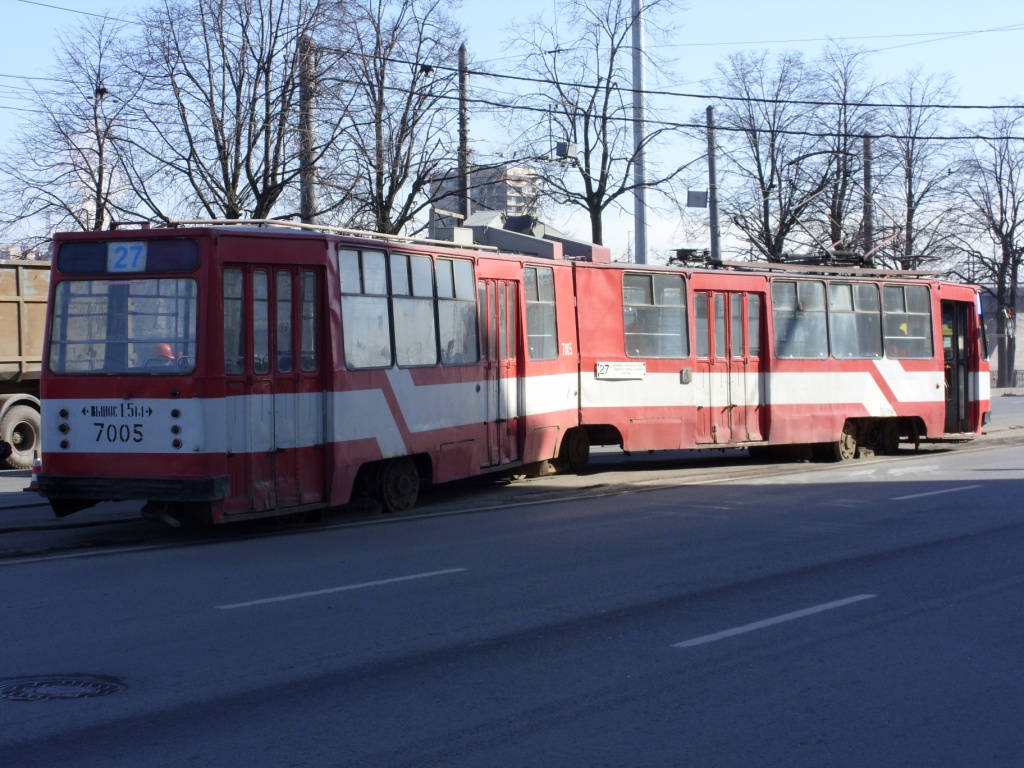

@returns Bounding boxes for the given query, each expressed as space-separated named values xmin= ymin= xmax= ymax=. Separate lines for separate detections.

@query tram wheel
xmin=834 ymin=420 xmax=859 ymax=461
xmin=376 ymin=457 xmax=420 ymax=513
xmin=563 ymin=428 xmax=590 ymax=473
xmin=880 ymin=419 xmax=900 ymax=454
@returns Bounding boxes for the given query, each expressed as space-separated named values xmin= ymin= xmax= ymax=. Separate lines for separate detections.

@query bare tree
xmin=711 ymin=50 xmax=832 ymax=261
xmin=507 ymin=0 xmax=685 ymax=246
xmin=0 ymin=17 xmax=138 ymax=243
xmin=952 ymin=108 xmax=1024 ymax=387
xmin=118 ymin=0 xmax=335 ymax=221
xmin=319 ymin=0 xmax=464 ymax=235
xmin=805 ymin=43 xmax=881 ymax=257
xmin=872 ymin=70 xmax=960 ymax=269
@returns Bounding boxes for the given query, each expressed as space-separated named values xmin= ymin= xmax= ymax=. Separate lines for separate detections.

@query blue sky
xmin=1 ymin=0 xmax=1021 ymax=256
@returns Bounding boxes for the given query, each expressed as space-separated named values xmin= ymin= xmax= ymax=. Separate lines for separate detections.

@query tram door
xmin=478 ymin=279 xmax=520 ymax=466
xmin=272 ymin=269 xmax=325 ymax=507
xmin=223 ymin=266 xmax=324 ymax=515
xmin=694 ymin=292 xmax=764 ymax=444
xmin=942 ymin=300 xmax=973 ymax=433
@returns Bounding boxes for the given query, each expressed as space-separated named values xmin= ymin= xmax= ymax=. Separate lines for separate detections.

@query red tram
xmin=37 ymin=221 xmax=990 ymax=523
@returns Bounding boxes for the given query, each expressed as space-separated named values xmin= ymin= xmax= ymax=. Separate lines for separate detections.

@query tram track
xmin=3 ymin=429 xmax=1023 ymax=563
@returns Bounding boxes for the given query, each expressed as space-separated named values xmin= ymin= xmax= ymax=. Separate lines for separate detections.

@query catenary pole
xmin=706 ymin=106 xmax=721 ymax=262
xmin=631 ymin=0 xmax=647 ymax=263
xmin=458 ymin=43 xmax=471 ymax=222
xmin=863 ymin=134 xmax=873 ymax=264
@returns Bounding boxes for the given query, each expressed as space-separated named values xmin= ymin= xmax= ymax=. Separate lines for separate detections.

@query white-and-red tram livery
xmin=38 ymin=222 xmax=990 ymax=523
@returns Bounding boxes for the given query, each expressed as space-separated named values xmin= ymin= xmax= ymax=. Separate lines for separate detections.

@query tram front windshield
xmin=49 ymin=278 xmax=198 ymax=374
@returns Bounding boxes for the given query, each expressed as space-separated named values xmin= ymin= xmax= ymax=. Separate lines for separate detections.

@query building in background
xmin=431 ymin=165 xmax=540 ymax=227
xmin=0 ymin=245 xmax=48 ymax=261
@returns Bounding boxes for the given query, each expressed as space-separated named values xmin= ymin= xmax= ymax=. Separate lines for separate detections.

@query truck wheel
xmin=1 ymin=405 xmax=40 ymax=470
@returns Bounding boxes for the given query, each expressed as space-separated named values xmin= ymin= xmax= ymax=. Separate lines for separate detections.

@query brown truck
xmin=0 ymin=259 xmax=47 ymax=469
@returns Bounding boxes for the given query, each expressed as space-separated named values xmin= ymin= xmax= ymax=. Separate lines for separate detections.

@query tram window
xmin=436 ymin=258 xmax=455 ymax=298
xmin=730 ymin=294 xmax=743 ymax=357
xmin=883 ymin=284 xmax=933 ymax=359
xmin=49 ymin=277 xmax=198 ymax=374
xmin=277 ymin=272 xmax=293 ymax=372
xmin=394 ymin=254 xmax=438 ymax=367
xmin=224 ymin=269 xmax=245 ymax=374
xmin=253 ymin=271 xmax=270 ymax=374
xmin=439 ymin=258 xmax=478 ymax=365
xmin=828 ymin=283 xmax=882 ymax=359
xmin=694 ymin=294 xmax=709 ymax=358
xmin=622 ymin=273 xmax=687 ymax=358
xmin=300 ymin=271 xmax=318 ymax=371
xmin=524 ymin=266 xmax=558 ymax=360
xmin=748 ymin=295 xmax=761 ymax=357
xmin=454 ymin=258 xmax=475 ymax=298
xmin=714 ymin=294 xmax=726 ymax=358
xmin=340 ymin=248 xmax=392 ymax=368
xmin=772 ymin=280 xmax=828 ymax=359
xmin=340 ymin=248 xmax=361 ymax=292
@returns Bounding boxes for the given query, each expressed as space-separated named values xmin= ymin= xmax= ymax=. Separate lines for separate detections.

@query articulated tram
xmin=37 ymin=221 xmax=990 ymax=523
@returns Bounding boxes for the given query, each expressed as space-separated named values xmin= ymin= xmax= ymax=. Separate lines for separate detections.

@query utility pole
xmin=458 ymin=43 xmax=471 ymax=222
xmin=862 ymin=134 xmax=873 ymax=264
xmin=705 ymin=106 xmax=721 ymax=262
xmin=92 ymin=79 xmax=109 ymax=232
xmin=631 ymin=0 xmax=647 ymax=264
xmin=298 ymin=34 xmax=317 ymax=224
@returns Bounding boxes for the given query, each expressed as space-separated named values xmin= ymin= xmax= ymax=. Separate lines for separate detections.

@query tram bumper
xmin=37 ymin=474 xmax=230 ymax=517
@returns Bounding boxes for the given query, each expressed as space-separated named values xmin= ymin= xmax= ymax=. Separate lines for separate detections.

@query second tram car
xmin=37 ymin=222 xmax=990 ymax=523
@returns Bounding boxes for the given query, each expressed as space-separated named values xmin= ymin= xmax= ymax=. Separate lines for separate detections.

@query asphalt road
xmin=2 ymin=398 xmax=1024 ymax=766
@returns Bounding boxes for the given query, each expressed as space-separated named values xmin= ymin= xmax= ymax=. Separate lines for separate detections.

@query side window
xmin=714 ymin=294 xmax=726 ymax=358
xmin=300 ymin=271 xmax=318 ymax=372
xmin=730 ymin=294 xmax=743 ymax=358
xmin=883 ymin=284 xmax=933 ymax=359
xmin=393 ymin=253 xmax=438 ymax=366
xmin=223 ymin=268 xmax=245 ymax=374
xmin=524 ymin=266 xmax=558 ymax=360
xmin=438 ymin=258 xmax=479 ymax=365
xmin=695 ymin=293 xmax=709 ymax=358
xmin=829 ymin=282 xmax=881 ymax=359
xmin=622 ymin=273 xmax=687 ymax=358
xmin=748 ymin=294 xmax=761 ymax=358
xmin=340 ymin=249 xmax=392 ymax=368
xmin=253 ymin=270 xmax=269 ymax=374
xmin=772 ymin=280 xmax=828 ymax=359
xmin=276 ymin=271 xmax=293 ymax=372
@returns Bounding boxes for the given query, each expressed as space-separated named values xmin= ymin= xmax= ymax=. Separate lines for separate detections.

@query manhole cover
xmin=0 ymin=675 xmax=127 ymax=701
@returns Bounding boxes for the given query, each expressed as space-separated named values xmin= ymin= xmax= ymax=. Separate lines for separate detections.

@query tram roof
xmin=96 ymin=219 xmax=950 ymax=281
xmin=714 ymin=260 xmax=942 ymax=280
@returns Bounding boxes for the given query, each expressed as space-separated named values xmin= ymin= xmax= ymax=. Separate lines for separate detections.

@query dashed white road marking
xmin=217 ymin=568 xmax=467 ymax=609
xmin=672 ymin=594 xmax=877 ymax=649
xmin=891 ymin=485 xmax=982 ymax=501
